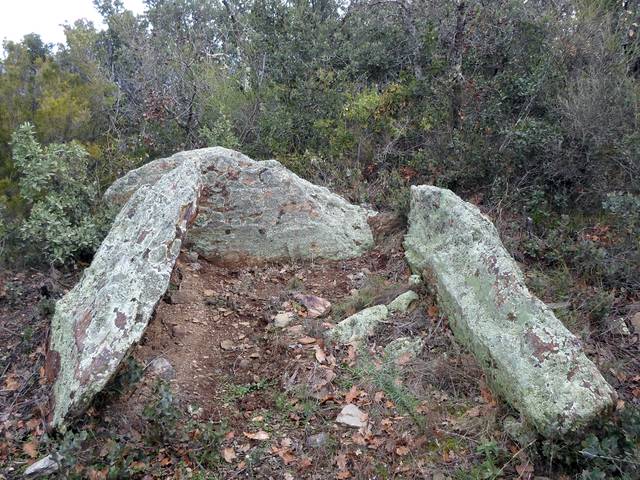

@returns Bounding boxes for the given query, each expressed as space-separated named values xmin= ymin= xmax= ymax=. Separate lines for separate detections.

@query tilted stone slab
xmin=404 ymin=185 xmax=615 ymax=437
xmin=105 ymin=147 xmax=374 ymax=264
xmin=47 ymin=159 xmax=202 ymax=429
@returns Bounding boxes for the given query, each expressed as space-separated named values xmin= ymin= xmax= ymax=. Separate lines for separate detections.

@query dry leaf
xmin=396 ymin=446 xmax=410 ymax=456
xmin=314 ymin=345 xmax=326 ymax=363
xmin=220 ymin=447 xmax=235 ymax=463
xmin=294 ymin=294 xmax=331 ymax=318
xmin=347 ymin=344 xmax=357 ymax=366
xmin=22 ymin=439 xmax=38 ymax=458
xmin=336 ymin=471 xmax=351 ymax=479
xmin=243 ymin=430 xmax=270 ymax=441
xmin=515 ymin=463 xmax=534 ymax=475
xmin=336 ymin=453 xmax=348 ymax=470
xmin=345 ymin=386 xmax=359 ymax=404
xmin=298 ymin=336 xmax=316 ymax=345
xmin=4 ymin=374 xmax=19 ymax=391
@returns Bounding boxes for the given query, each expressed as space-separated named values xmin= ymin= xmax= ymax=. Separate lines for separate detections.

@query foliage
xmin=5 ymin=123 xmax=111 ymax=265
xmin=541 ymin=407 xmax=640 ymax=480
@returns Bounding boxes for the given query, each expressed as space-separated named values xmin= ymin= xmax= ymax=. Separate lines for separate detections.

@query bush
xmin=4 ymin=123 xmax=111 ymax=265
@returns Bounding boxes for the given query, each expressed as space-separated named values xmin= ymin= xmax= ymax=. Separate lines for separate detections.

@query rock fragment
xmin=336 ymin=404 xmax=367 ymax=428
xmin=387 ymin=290 xmax=419 ymax=313
xmin=306 ymin=432 xmax=329 ymax=448
xmin=23 ymin=454 xmax=60 ymax=478
xmin=147 ymin=357 xmax=175 ymax=380
xmin=329 ymin=305 xmax=388 ymax=344
xmin=384 ymin=337 xmax=424 ymax=363
xmin=274 ymin=312 xmax=295 ymax=328
xmin=404 ymin=185 xmax=615 ymax=437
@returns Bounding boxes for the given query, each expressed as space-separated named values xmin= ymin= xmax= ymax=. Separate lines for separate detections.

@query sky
xmin=0 ymin=0 xmax=146 ymax=46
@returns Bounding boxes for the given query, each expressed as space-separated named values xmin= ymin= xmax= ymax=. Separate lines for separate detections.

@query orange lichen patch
xmin=115 ymin=310 xmax=127 ymax=330
xmin=74 ymin=309 xmax=93 ymax=351
xmin=525 ymin=329 xmax=560 ymax=362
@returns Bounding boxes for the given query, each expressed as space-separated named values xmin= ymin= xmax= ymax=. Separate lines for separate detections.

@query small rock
xmin=630 ymin=312 xmax=640 ymax=332
xmin=329 ymin=305 xmax=388 ymax=344
xmin=294 ymin=294 xmax=331 ymax=318
xmin=203 ymin=289 xmax=215 ymax=297
xmin=170 ymin=323 xmax=188 ymax=339
xmin=23 ymin=454 xmax=60 ymax=478
xmin=387 ymin=290 xmax=419 ymax=313
xmin=186 ymin=250 xmax=199 ymax=262
xmin=220 ymin=340 xmax=236 ymax=351
xmin=610 ymin=317 xmax=630 ymax=336
xmin=336 ymin=404 xmax=367 ymax=428
xmin=238 ymin=358 xmax=250 ymax=369
xmin=384 ymin=337 xmax=424 ymax=363
xmin=503 ymin=416 xmax=537 ymax=446
xmin=408 ymin=274 xmax=422 ymax=286
xmin=274 ymin=312 xmax=294 ymax=328
xmin=147 ymin=357 xmax=175 ymax=380
xmin=306 ymin=432 xmax=329 ymax=448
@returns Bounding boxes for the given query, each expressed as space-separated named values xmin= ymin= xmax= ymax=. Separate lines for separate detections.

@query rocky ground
xmin=1 ymin=229 xmax=639 ymax=479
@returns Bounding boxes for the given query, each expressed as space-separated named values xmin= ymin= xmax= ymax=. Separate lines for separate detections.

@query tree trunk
xmin=451 ymin=0 xmax=466 ymax=130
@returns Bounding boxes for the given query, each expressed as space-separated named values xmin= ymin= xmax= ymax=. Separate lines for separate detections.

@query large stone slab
xmin=47 ymin=159 xmax=202 ymax=429
xmin=105 ymin=147 xmax=374 ymax=264
xmin=404 ymin=185 xmax=615 ymax=437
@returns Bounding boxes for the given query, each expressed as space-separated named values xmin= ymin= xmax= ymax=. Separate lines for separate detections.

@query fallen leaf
xmin=336 ymin=453 xmax=348 ymax=470
xmin=336 ymin=471 xmax=351 ymax=479
xmin=294 ymin=294 xmax=331 ymax=318
xmin=396 ymin=446 xmax=410 ymax=456
xmin=345 ymin=386 xmax=360 ymax=404
xmin=480 ymin=384 xmax=496 ymax=406
xmin=3 ymin=374 xmax=19 ymax=391
xmin=223 ymin=447 xmax=236 ymax=463
xmin=87 ymin=468 xmax=108 ymax=480
xmin=243 ymin=430 xmax=270 ymax=441
xmin=22 ymin=439 xmax=38 ymax=458
xmin=347 ymin=344 xmax=357 ymax=366
xmin=515 ymin=463 xmax=534 ymax=475
xmin=314 ymin=345 xmax=326 ymax=363
xmin=298 ymin=336 xmax=316 ymax=345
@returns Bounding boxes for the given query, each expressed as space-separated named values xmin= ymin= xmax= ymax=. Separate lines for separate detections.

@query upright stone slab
xmin=47 ymin=159 xmax=202 ymax=429
xmin=404 ymin=185 xmax=615 ymax=437
xmin=105 ymin=147 xmax=374 ymax=264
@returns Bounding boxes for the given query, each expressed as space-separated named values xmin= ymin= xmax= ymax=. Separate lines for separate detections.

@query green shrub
xmin=199 ymin=114 xmax=240 ymax=149
xmin=6 ymin=123 xmax=111 ymax=265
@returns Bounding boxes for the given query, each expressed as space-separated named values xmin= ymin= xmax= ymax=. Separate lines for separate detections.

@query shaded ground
xmin=1 ymin=230 xmax=639 ymax=479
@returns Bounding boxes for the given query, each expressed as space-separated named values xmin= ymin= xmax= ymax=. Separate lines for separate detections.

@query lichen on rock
xmin=48 ymin=158 xmax=202 ymax=429
xmin=404 ymin=185 xmax=615 ymax=437
xmin=105 ymin=147 xmax=374 ymax=264
xmin=387 ymin=290 xmax=419 ymax=313
xmin=329 ymin=305 xmax=389 ymax=344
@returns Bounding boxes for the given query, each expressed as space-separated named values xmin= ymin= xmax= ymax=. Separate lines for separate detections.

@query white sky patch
xmin=0 ymin=0 xmax=146 ymax=46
